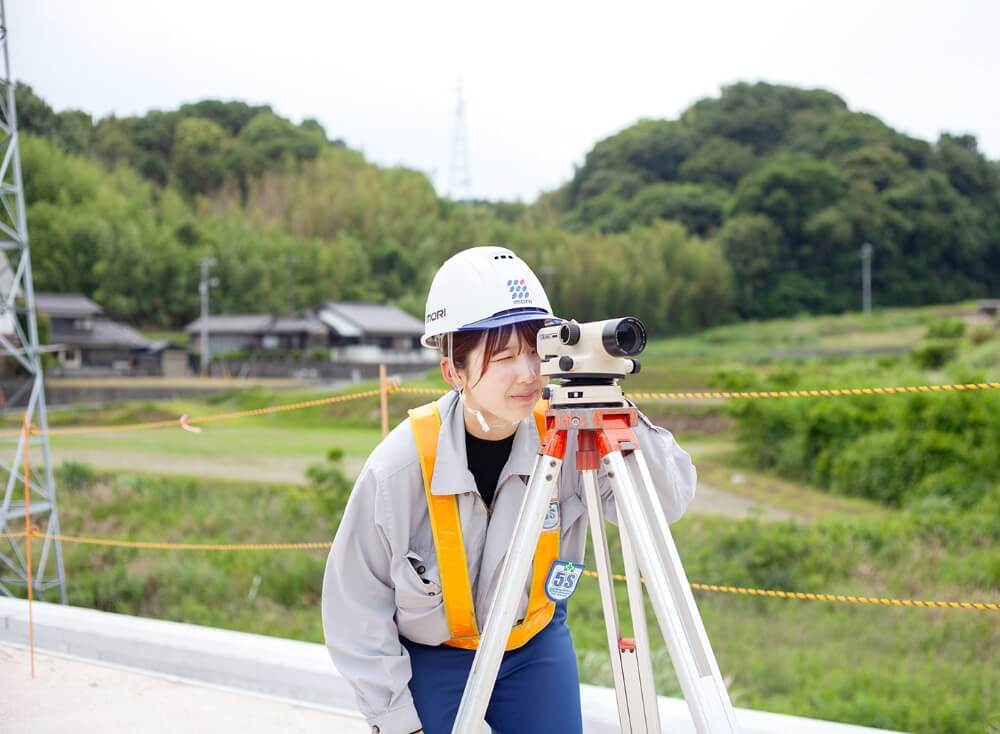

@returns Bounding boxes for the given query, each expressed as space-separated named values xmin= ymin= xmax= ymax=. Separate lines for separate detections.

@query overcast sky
xmin=10 ymin=1 xmax=1000 ymax=201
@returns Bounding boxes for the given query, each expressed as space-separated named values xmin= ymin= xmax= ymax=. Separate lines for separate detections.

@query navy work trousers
xmin=401 ymin=601 xmax=583 ymax=734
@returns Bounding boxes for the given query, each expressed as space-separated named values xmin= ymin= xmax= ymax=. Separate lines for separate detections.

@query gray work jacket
xmin=321 ymin=389 xmax=696 ymax=734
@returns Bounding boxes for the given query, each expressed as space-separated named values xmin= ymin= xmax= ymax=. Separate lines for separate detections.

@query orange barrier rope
xmin=395 ymin=382 xmax=1000 ymax=401
xmin=4 ymin=379 xmax=999 ymax=440
xmin=0 ymin=387 xmax=383 ymax=438
xmin=4 ymin=529 xmax=997 ymax=612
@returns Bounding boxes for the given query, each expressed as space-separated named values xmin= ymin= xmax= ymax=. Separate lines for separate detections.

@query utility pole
xmin=198 ymin=258 xmax=218 ymax=375
xmin=283 ymin=254 xmax=297 ymax=316
xmin=861 ymin=242 xmax=873 ymax=315
xmin=0 ymin=1 xmax=67 ymax=604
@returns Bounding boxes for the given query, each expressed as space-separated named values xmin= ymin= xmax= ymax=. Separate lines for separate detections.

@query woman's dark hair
xmin=443 ymin=321 xmax=543 ymax=389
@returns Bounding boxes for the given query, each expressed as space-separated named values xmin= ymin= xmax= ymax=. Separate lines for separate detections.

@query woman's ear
xmin=439 ymin=357 xmax=463 ymax=390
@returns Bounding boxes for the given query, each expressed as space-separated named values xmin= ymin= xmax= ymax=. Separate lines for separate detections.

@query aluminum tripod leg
xmin=604 ymin=447 xmax=741 ymax=733
xmin=450 ymin=446 xmax=564 ymax=733
xmin=581 ymin=469 xmax=661 ymax=733
xmin=619 ymin=500 xmax=662 ymax=729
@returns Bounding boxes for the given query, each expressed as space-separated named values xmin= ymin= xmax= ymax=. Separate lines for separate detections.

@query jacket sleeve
xmin=577 ymin=399 xmax=696 ymax=525
xmin=322 ymin=463 xmax=423 ymax=734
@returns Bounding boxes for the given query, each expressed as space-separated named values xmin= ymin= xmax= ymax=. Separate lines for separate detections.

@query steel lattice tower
xmin=448 ymin=78 xmax=472 ymax=203
xmin=0 ymin=1 xmax=67 ymax=604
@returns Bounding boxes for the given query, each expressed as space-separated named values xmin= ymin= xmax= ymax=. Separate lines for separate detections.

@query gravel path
xmin=687 ymin=480 xmax=796 ymax=521
xmin=50 ymin=446 xmax=790 ymax=520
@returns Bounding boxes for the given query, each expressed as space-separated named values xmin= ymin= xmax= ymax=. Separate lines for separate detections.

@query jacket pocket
xmin=393 ymin=550 xmax=449 ymax=645
xmin=401 ymin=549 xmax=442 ymax=596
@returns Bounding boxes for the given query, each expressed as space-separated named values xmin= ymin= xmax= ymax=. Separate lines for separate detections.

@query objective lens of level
xmin=601 ymin=317 xmax=646 ymax=357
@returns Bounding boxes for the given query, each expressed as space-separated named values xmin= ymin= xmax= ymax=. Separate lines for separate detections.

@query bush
xmin=828 ymin=431 xmax=904 ymax=504
xmin=681 ymin=517 xmax=856 ymax=590
xmin=304 ymin=448 xmax=353 ymax=520
xmin=217 ymin=347 xmax=253 ymax=361
xmin=959 ymin=338 xmax=1000 ymax=369
xmin=926 ymin=318 xmax=965 ymax=339
xmin=727 ymin=361 xmax=1000 ymax=509
xmin=911 ymin=339 xmax=957 ymax=369
xmin=55 ymin=460 xmax=97 ymax=493
xmin=968 ymin=324 xmax=995 ymax=345
xmin=911 ymin=465 xmax=995 ymax=511
xmin=828 ymin=430 xmax=983 ymax=507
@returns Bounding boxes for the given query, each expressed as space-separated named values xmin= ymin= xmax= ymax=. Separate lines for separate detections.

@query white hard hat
xmin=422 ymin=245 xmax=560 ymax=349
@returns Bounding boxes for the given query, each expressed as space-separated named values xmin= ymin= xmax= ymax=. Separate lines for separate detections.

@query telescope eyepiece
xmin=560 ymin=321 xmax=581 ymax=346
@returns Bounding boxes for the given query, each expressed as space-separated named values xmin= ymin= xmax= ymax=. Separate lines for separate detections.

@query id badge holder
xmin=544 ymin=559 xmax=585 ymax=602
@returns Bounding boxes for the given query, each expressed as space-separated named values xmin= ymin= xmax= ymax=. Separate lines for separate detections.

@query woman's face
xmin=445 ymin=329 xmax=545 ymax=425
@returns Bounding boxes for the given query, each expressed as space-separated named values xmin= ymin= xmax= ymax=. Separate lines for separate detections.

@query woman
xmin=322 ymin=245 xmax=696 ymax=734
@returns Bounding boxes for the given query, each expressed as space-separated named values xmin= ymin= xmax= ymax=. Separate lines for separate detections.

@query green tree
xmin=172 ymin=117 xmax=229 ymax=197
xmin=683 ymin=82 xmax=845 ymax=152
xmin=717 ymin=214 xmax=783 ymax=318
xmin=566 ymin=120 xmax=697 ymax=209
xmin=17 ymin=83 xmax=1000 ymax=332
xmin=234 ymin=112 xmax=324 ymax=179
xmin=679 ymin=137 xmax=755 ymax=186
xmin=14 ymin=83 xmax=59 ymax=139
xmin=624 ymin=182 xmax=727 ymax=236
xmin=935 ymin=133 xmax=999 ymax=199
xmin=179 ymin=100 xmax=273 ymax=135
xmin=55 ymin=110 xmax=95 ymax=155
xmin=93 ymin=117 xmax=139 ymax=169
xmin=731 ymin=154 xmax=846 ymax=241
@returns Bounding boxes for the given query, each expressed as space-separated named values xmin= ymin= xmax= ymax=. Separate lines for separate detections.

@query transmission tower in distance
xmin=448 ymin=78 xmax=473 ymax=205
xmin=0 ymin=0 xmax=67 ymax=604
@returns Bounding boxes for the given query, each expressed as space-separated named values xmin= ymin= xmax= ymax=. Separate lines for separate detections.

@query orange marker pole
xmin=22 ymin=417 xmax=35 ymax=678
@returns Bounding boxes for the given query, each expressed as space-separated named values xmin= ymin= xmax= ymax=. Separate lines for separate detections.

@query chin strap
xmin=461 ymin=388 xmax=493 ymax=432
xmin=459 ymin=389 xmax=520 ymax=433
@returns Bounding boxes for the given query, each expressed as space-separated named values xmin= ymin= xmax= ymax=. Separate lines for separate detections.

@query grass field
xmin=5 ymin=300 xmax=998 ymax=732
xmin=26 ymin=467 xmax=999 ymax=734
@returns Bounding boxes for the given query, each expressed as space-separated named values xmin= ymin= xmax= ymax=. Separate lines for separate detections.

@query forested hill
xmin=544 ymin=83 xmax=1000 ymax=318
xmin=15 ymin=82 xmax=1000 ymax=332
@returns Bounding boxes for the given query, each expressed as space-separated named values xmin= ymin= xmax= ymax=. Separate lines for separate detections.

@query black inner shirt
xmin=465 ymin=428 xmax=515 ymax=510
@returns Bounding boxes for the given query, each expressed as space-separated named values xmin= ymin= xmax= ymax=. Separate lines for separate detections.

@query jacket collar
xmin=429 ymin=389 xmax=540 ymax=497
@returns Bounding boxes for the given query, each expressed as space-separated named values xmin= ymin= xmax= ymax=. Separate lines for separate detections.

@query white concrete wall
xmin=0 ymin=598 xmax=906 ymax=734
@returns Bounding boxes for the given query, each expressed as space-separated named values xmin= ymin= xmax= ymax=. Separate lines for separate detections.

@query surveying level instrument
xmin=450 ymin=317 xmax=741 ymax=734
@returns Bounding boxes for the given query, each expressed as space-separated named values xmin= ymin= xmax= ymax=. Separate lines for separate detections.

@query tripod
xmin=450 ymin=381 xmax=741 ymax=733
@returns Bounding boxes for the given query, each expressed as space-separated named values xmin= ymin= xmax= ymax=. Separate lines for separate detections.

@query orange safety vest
xmin=408 ymin=399 xmax=560 ymax=651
